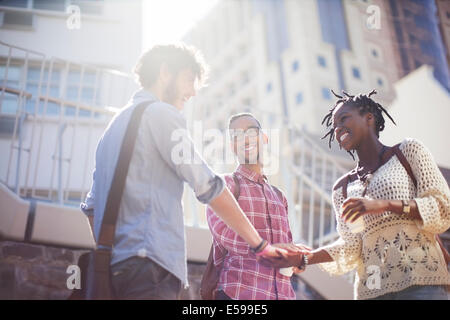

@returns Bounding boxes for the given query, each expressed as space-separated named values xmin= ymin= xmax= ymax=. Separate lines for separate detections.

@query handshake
xmin=256 ymin=243 xmax=313 ymax=275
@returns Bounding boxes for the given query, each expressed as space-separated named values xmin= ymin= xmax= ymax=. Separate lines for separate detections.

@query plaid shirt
xmin=206 ymin=165 xmax=296 ymax=300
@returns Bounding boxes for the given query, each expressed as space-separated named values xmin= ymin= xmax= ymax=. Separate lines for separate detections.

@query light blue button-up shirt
xmin=80 ymin=89 xmax=224 ymax=286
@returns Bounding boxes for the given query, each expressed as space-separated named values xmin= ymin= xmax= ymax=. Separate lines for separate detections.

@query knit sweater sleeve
xmin=318 ymin=180 xmax=363 ymax=275
xmin=400 ymin=138 xmax=450 ymax=234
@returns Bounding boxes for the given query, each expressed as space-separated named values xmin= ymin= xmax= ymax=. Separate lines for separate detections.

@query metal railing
xmin=0 ymin=41 xmax=137 ymax=206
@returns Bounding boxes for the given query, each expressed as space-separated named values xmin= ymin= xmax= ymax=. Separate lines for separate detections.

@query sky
xmin=142 ymin=0 xmax=220 ymax=50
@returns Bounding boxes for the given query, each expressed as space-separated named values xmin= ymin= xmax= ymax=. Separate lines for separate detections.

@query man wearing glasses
xmin=206 ymin=113 xmax=308 ymax=300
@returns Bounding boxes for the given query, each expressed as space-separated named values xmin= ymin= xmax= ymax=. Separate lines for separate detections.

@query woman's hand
xmin=256 ymin=243 xmax=311 ymax=268
xmin=341 ymin=197 xmax=389 ymax=223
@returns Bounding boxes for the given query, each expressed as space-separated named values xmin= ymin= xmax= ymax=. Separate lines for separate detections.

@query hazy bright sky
xmin=142 ymin=0 xmax=219 ymax=50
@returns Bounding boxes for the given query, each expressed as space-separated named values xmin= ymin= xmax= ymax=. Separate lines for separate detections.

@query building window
xmin=33 ymin=0 xmax=66 ymax=12
xmin=321 ymin=87 xmax=331 ymax=100
xmin=26 ymin=65 xmax=61 ymax=115
xmin=266 ymin=82 xmax=272 ymax=93
xmin=292 ymin=60 xmax=299 ymax=72
xmin=0 ymin=0 xmax=28 ymax=8
xmin=296 ymin=92 xmax=303 ymax=105
xmin=0 ymin=65 xmax=23 ymax=114
xmin=352 ymin=67 xmax=361 ymax=79
xmin=64 ymin=68 xmax=99 ymax=116
xmin=377 ymin=78 xmax=384 ymax=87
xmin=317 ymin=55 xmax=327 ymax=68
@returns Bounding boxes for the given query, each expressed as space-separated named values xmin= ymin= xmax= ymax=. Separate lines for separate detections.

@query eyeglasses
xmin=230 ymin=127 xmax=261 ymax=141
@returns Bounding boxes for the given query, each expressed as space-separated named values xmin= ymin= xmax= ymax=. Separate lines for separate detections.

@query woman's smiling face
xmin=332 ymin=102 xmax=374 ymax=152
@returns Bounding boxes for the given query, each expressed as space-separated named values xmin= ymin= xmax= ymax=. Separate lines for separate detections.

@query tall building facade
xmin=436 ymin=0 xmax=450 ymax=73
xmin=381 ymin=0 xmax=450 ymax=90
xmin=183 ymin=0 xmax=410 ymax=141
xmin=184 ymin=0 xmax=449 ymax=137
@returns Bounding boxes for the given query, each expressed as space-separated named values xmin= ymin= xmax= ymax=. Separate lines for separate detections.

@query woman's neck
xmin=356 ymin=136 xmax=385 ymax=169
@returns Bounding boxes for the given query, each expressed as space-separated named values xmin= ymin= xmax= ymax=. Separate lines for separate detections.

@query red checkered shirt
xmin=206 ymin=165 xmax=296 ymax=300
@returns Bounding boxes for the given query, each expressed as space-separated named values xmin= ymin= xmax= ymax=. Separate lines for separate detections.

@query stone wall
xmin=0 ymin=241 xmax=88 ymax=299
xmin=0 ymin=241 xmax=323 ymax=300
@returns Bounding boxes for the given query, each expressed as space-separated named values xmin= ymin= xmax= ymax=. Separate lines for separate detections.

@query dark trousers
xmin=111 ymin=256 xmax=181 ymax=300
xmin=215 ymin=289 xmax=233 ymax=300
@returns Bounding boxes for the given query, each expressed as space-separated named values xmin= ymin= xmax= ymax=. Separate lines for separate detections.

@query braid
xmin=321 ymin=89 xmax=396 ymax=159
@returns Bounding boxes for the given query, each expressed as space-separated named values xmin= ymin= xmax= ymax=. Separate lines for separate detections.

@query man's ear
xmin=262 ymin=130 xmax=269 ymax=144
xmin=159 ymin=63 xmax=171 ymax=84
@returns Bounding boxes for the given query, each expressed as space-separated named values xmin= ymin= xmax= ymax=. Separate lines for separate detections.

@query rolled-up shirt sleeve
xmin=146 ymin=102 xmax=224 ymax=204
xmin=206 ymin=175 xmax=249 ymax=255
xmin=80 ymin=168 xmax=96 ymax=217
xmin=401 ymin=138 xmax=450 ymax=234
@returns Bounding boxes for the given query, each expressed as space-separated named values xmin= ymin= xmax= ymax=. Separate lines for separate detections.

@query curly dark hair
xmin=321 ymin=89 xmax=396 ymax=158
xmin=134 ymin=43 xmax=209 ymax=88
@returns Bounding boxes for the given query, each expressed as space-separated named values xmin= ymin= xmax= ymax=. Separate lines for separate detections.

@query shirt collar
xmin=131 ymin=88 xmax=183 ymax=114
xmin=131 ymin=88 xmax=161 ymax=105
xmin=236 ymin=165 xmax=268 ymax=184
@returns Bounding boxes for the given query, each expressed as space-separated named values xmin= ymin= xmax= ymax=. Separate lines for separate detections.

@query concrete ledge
xmin=0 ymin=183 xmax=29 ymax=241
xmin=0 ymin=183 xmax=95 ymax=249
xmin=32 ymin=202 xmax=95 ymax=249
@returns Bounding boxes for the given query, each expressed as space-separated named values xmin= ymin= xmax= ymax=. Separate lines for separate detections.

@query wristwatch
xmin=402 ymin=200 xmax=411 ymax=215
xmin=298 ymin=254 xmax=309 ymax=271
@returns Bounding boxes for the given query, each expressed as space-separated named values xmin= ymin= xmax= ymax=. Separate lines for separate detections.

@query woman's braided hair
xmin=321 ymin=89 xmax=396 ymax=158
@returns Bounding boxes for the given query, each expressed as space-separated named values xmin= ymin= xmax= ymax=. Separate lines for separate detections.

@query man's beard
xmin=163 ymin=79 xmax=179 ymax=106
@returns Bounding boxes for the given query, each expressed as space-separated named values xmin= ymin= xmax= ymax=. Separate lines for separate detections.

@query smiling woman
xmin=142 ymin=0 xmax=219 ymax=49
xmin=301 ymin=89 xmax=450 ymax=300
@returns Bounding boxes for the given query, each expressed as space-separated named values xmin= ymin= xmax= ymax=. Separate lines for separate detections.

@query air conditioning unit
xmin=0 ymin=10 xmax=35 ymax=30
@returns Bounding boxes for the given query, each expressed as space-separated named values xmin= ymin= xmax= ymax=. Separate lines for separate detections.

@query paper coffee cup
xmin=348 ymin=216 xmax=364 ymax=234
xmin=279 ymin=267 xmax=294 ymax=277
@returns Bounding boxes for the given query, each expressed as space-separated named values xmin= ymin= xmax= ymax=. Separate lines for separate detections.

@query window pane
xmin=64 ymin=105 xmax=76 ymax=116
xmin=1 ymin=94 xmax=19 ymax=114
xmin=0 ymin=0 xmax=28 ymax=8
xmin=66 ymin=86 xmax=79 ymax=101
xmin=33 ymin=0 xmax=66 ymax=12
xmin=352 ymin=67 xmax=361 ymax=79
xmin=292 ymin=60 xmax=299 ymax=72
xmin=81 ymin=87 xmax=94 ymax=103
xmin=321 ymin=87 xmax=331 ymax=100
xmin=0 ymin=65 xmax=22 ymax=81
xmin=296 ymin=92 xmax=303 ymax=104
xmin=67 ymin=70 xmax=81 ymax=84
xmin=27 ymin=67 xmax=43 ymax=82
xmin=318 ymin=56 xmax=326 ymax=67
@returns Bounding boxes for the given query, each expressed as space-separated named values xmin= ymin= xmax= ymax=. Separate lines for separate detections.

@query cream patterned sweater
xmin=319 ymin=138 xmax=450 ymax=300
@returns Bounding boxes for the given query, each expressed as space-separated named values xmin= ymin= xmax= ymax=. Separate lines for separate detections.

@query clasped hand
xmin=256 ymin=243 xmax=312 ymax=273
